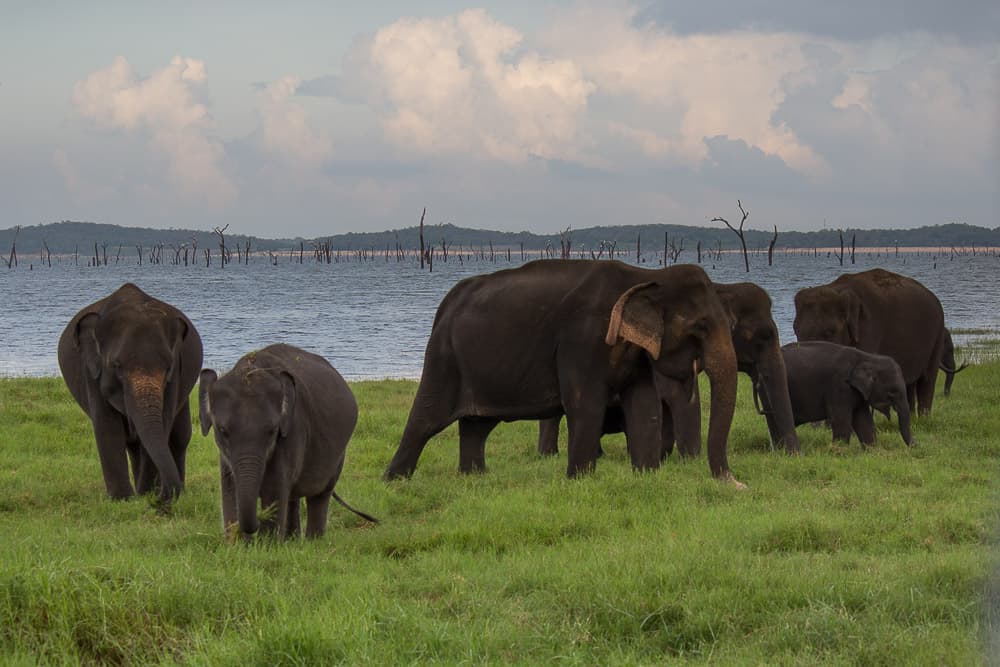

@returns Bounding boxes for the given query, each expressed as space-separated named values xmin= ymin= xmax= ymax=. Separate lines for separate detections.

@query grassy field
xmin=1 ymin=362 xmax=999 ymax=665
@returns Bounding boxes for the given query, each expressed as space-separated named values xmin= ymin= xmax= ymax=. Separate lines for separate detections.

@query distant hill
xmin=1 ymin=220 xmax=997 ymax=258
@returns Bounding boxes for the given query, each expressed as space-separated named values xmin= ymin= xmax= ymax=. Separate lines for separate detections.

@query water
xmin=2 ymin=250 xmax=998 ymax=379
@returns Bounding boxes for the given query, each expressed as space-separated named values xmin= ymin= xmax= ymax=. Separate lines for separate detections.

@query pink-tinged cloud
xmin=72 ymin=56 xmax=237 ymax=206
xmin=347 ymin=9 xmax=596 ymax=163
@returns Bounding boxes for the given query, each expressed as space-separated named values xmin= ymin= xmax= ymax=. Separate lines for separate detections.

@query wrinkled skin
xmin=383 ymin=260 xmax=740 ymax=482
xmin=793 ymin=268 xmax=945 ymax=416
xmin=538 ymin=281 xmax=800 ymax=459
xmin=199 ymin=344 xmax=375 ymax=540
xmin=57 ymin=283 xmax=202 ymax=504
xmin=940 ymin=328 xmax=968 ymax=397
xmin=775 ymin=341 xmax=912 ymax=447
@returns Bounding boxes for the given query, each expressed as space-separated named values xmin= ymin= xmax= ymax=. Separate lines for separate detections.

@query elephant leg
xmin=915 ymin=373 xmax=935 ymax=417
xmin=125 ymin=439 xmax=143 ymax=489
xmin=660 ymin=406 xmax=675 ymax=461
xmin=829 ymin=407 xmax=853 ymax=444
xmin=851 ymin=406 xmax=876 ymax=447
xmin=134 ymin=448 xmax=158 ymax=496
xmin=305 ymin=493 xmax=332 ymax=538
xmin=906 ymin=383 xmax=917 ymax=415
xmin=656 ymin=375 xmax=700 ymax=458
xmin=168 ymin=402 xmax=192 ymax=484
xmin=458 ymin=417 xmax=497 ymax=473
xmin=621 ymin=371 xmax=663 ymax=471
xmin=219 ymin=461 xmax=238 ymax=537
xmin=286 ymin=498 xmax=302 ymax=539
xmin=258 ymin=468 xmax=289 ymax=538
xmin=385 ymin=381 xmax=458 ymax=480
xmin=672 ymin=397 xmax=701 ymax=459
xmin=537 ymin=417 xmax=561 ymax=456
xmin=89 ymin=402 xmax=134 ymax=499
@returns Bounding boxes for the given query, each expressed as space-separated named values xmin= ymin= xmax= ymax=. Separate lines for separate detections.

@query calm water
xmin=2 ymin=250 xmax=997 ymax=379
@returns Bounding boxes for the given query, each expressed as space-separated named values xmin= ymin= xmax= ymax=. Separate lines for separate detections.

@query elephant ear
xmin=198 ymin=369 xmax=218 ymax=436
xmin=845 ymin=292 xmax=863 ymax=346
xmin=848 ymin=362 xmax=876 ymax=401
xmin=278 ymin=371 xmax=296 ymax=438
xmin=166 ymin=318 xmax=190 ymax=382
xmin=605 ymin=282 xmax=663 ymax=359
xmin=73 ymin=312 xmax=102 ymax=380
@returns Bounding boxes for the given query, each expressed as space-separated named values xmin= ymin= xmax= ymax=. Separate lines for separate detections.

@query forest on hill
xmin=1 ymin=220 xmax=998 ymax=257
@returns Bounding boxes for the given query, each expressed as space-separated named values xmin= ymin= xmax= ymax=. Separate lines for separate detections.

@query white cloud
xmin=542 ymin=6 xmax=830 ymax=177
xmin=345 ymin=9 xmax=596 ymax=163
xmin=255 ymin=76 xmax=333 ymax=167
xmin=72 ymin=56 xmax=236 ymax=206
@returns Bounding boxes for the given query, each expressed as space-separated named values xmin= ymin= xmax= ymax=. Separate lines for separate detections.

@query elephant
xmin=537 ymin=281 xmax=800 ymax=458
xmin=793 ymin=268 xmax=945 ymax=416
xmin=774 ymin=341 xmax=912 ymax=447
xmin=58 ymin=283 xmax=202 ymax=504
xmin=199 ymin=344 xmax=377 ymax=539
xmin=383 ymin=260 xmax=741 ymax=483
xmin=940 ymin=328 xmax=968 ymax=397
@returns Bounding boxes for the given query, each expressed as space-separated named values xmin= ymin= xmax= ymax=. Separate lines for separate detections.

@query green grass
xmin=2 ymin=365 xmax=999 ymax=665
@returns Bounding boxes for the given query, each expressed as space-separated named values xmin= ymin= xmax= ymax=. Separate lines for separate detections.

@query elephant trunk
xmin=702 ymin=327 xmax=738 ymax=481
xmin=234 ymin=457 xmax=262 ymax=535
xmin=755 ymin=350 xmax=800 ymax=454
xmin=894 ymin=396 xmax=913 ymax=446
xmin=125 ymin=372 xmax=181 ymax=502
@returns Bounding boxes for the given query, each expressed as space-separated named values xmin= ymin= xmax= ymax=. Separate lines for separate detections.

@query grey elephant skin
xmin=383 ymin=260 xmax=740 ymax=483
xmin=537 ymin=281 xmax=800 ymax=459
xmin=57 ymin=283 xmax=202 ymax=504
xmin=776 ymin=341 xmax=912 ymax=447
xmin=199 ymin=344 xmax=376 ymax=539
xmin=793 ymin=268 xmax=945 ymax=416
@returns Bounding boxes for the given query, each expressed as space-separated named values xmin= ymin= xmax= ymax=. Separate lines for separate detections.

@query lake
xmin=2 ymin=249 xmax=997 ymax=379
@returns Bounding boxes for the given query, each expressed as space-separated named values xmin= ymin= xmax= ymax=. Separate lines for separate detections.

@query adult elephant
xmin=537 ymin=281 xmax=800 ymax=458
xmin=793 ymin=268 xmax=945 ymax=415
xmin=383 ymin=260 xmax=741 ymax=483
xmin=58 ymin=283 xmax=202 ymax=504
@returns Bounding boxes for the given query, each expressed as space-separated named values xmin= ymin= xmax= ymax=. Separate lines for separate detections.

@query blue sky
xmin=1 ymin=1 xmax=997 ymax=237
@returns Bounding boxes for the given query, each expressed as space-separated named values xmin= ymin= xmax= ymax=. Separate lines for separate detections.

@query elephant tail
xmin=939 ymin=360 xmax=970 ymax=374
xmin=331 ymin=490 xmax=379 ymax=524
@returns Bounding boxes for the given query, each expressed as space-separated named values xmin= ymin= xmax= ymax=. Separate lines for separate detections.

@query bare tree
xmin=213 ymin=224 xmax=230 ymax=268
xmin=834 ymin=229 xmax=845 ymax=266
xmin=2 ymin=225 xmax=20 ymax=269
xmin=767 ymin=225 xmax=778 ymax=266
xmin=418 ymin=207 xmax=426 ymax=269
xmin=712 ymin=200 xmax=751 ymax=272
xmin=559 ymin=227 xmax=572 ymax=259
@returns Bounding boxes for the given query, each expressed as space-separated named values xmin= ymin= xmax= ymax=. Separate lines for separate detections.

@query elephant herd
xmin=54 ymin=262 xmax=966 ymax=540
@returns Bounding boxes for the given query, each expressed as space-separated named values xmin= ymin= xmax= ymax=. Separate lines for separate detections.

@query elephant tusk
xmin=751 ymin=379 xmax=769 ymax=416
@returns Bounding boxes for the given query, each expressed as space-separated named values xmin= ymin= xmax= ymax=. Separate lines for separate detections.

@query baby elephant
xmin=780 ymin=341 xmax=912 ymax=447
xmin=199 ymin=344 xmax=377 ymax=539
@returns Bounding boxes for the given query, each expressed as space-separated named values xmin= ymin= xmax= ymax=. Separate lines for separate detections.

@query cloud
xmin=337 ymin=9 xmax=596 ymax=163
xmin=72 ymin=56 xmax=236 ymax=206
xmin=634 ymin=0 xmax=1000 ymax=42
xmin=543 ymin=6 xmax=829 ymax=177
xmin=254 ymin=76 xmax=333 ymax=167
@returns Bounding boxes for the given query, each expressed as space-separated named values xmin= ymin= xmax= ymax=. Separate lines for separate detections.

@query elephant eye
xmin=217 ymin=426 xmax=228 ymax=438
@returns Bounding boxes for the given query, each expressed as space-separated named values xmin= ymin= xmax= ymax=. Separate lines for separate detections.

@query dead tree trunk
xmin=213 ymin=224 xmax=230 ymax=268
xmin=767 ymin=225 xmax=778 ymax=266
xmin=3 ymin=225 xmax=20 ymax=269
xmin=850 ymin=233 xmax=856 ymax=264
xmin=713 ymin=200 xmax=751 ymax=272
xmin=834 ymin=230 xmax=845 ymax=266
xmin=418 ymin=207 xmax=426 ymax=270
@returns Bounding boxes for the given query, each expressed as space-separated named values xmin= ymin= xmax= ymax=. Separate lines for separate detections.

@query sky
xmin=1 ymin=1 xmax=997 ymax=237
